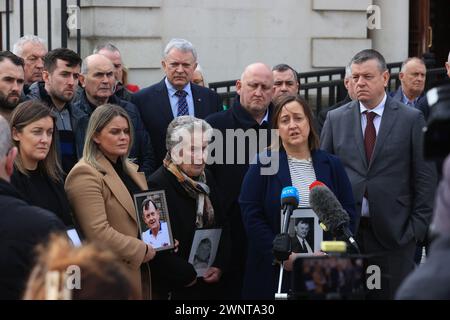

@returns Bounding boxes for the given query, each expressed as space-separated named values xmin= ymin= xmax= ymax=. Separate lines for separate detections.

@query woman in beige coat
xmin=65 ymin=104 xmax=155 ymax=299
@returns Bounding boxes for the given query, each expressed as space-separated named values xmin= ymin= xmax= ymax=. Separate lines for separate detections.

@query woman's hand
xmin=203 ymin=267 xmax=222 ymax=283
xmin=283 ymin=251 xmax=327 ymax=271
xmin=283 ymin=252 xmax=298 ymax=272
xmin=143 ymin=244 xmax=156 ymax=262
xmin=173 ymin=239 xmax=179 ymax=253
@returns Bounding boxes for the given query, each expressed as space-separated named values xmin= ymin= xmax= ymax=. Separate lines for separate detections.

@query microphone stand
xmin=275 ymin=206 xmax=290 ymax=300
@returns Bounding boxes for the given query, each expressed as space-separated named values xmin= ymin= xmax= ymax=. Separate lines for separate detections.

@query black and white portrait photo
xmin=291 ymin=218 xmax=315 ymax=254
xmin=188 ymin=229 xmax=222 ymax=277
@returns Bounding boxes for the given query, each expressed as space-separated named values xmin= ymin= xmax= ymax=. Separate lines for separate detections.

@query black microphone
xmin=273 ymin=187 xmax=299 ymax=261
xmin=309 ymin=181 xmax=360 ymax=253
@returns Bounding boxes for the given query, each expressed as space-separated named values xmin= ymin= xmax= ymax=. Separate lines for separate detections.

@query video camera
xmin=424 ymin=84 xmax=450 ymax=160
xmin=290 ymin=254 xmax=367 ymax=300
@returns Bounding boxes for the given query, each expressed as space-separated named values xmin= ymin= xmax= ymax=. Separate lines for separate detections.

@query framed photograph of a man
xmin=281 ymin=208 xmax=323 ymax=254
xmin=188 ymin=229 xmax=222 ymax=277
xmin=133 ymin=190 xmax=174 ymax=252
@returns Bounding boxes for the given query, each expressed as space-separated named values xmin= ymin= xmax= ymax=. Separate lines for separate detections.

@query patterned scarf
xmin=163 ymin=154 xmax=215 ymax=228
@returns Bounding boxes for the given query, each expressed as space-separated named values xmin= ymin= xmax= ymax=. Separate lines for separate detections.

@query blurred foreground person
xmin=24 ymin=234 xmax=139 ymax=300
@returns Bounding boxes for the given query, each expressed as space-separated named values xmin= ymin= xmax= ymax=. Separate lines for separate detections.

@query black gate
xmin=1 ymin=0 xmax=81 ymax=53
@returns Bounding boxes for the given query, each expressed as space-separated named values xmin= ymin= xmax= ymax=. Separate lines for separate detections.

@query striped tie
xmin=175 ymin=90 xmax=189 ymax=116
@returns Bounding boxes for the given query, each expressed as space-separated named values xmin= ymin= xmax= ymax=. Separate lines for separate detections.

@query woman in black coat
xmin=148 ymin=116 xmax=230 ymax=300
xmin=10 ymin=100 xmax=74 ymax=227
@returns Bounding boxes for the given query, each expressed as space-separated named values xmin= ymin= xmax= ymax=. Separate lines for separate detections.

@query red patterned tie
xmin=364 ymin=111 xmax=377 ymax=163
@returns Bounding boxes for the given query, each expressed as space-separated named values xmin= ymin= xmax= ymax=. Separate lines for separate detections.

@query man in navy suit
xmin=132 ymin=38 xmax=223 ymax=166
xmin=390 ymin=57 xmax=429 ymax=119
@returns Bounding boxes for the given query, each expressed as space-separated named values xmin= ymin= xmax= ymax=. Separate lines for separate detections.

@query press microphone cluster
xmin=309 ymin=181 xmax=360 ymax=254
xmin=272 ymin=186 xmax=299 ymax=261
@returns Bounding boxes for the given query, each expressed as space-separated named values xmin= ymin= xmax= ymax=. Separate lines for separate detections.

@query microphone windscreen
xmin=309 ymin=184 xmax=349 ymax=231
xmin=309 ymin=180 xmax=325 ymax=191
xmin=280 ymin=186 xmax=299 ymax=207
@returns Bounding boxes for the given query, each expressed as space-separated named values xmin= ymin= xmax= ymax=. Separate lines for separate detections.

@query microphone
xmin=280 ymin=186 xmax=299 ymax=233
xmin=309 ymin=181 xmax=360 ymax=253
xmin=273 ymin=186 xmax=299 ymax=261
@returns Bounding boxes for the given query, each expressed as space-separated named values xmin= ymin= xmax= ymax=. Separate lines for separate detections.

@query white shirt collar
xmin=359 ymin=93 xmax=387 ymax=117
xmin=260 ymin=109 xmax=269 ymax=125
xmin=165 ymin=77 xmax=192 ymax=97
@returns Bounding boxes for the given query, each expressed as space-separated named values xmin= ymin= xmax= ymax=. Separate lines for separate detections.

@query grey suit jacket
xmin=320 ymin=95 xmax=437 ymax=249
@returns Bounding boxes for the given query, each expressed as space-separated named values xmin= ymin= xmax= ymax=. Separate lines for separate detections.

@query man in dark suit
xmin=317 ymin=63 xmax=356 ymax=134
xmin=206 ymin=62 xmax=275 ymax=298
xmin=132 ymin=38 xmax=223 ymax=166
xmin=291 ymin=219 xmax=313 ymax=254
xmin=390 ymin=57 xmax=430 ymax=119
xmin=321 ymin=49 xmax=437 ymax=299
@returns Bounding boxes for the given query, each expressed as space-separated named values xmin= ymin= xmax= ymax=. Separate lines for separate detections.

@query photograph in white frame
xmin=281 ymin=208 xmax=323 ymax=254
xmin=188 ymin=228 xmax=222 ymax=277
xmin=133 ymin=190 xmax=175 ymax=252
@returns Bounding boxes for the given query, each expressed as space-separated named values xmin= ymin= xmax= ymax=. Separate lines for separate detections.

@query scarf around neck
xmin=163 ymin=154 xmax=215 ymax=228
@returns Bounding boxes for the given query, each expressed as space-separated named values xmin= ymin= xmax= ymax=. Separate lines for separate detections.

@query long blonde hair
xmin=23 ymin=234 xmax=138 ymax=300
xmin=82 ymin=104 xmax=134 ymax=173
xmin=10 ymin=100 xmax=63 ymax=182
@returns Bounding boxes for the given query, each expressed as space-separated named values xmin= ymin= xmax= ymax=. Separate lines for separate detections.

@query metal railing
xmin=1 ymin=0 xmax=81 ymax=54
xmin=209 ymin=62 xmax=409 ymax=115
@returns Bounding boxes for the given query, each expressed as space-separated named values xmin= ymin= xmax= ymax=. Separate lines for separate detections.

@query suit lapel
xmin=370 ymin=96 xmax=398 ymax=167
xmin=275 ymin=151 xmax=293 ymax=188
xmin=157 ymin=79 xmax=175 ymax=124
xmin=98 ymin=155 xmax=145 ymax=222
xmin=191 ymin=84 xmax=205 ymax=118
xmin=349 ymin=101 xmax=368 ymax=168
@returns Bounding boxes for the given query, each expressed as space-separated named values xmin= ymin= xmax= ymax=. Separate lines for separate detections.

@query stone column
xmin=370 ymin=0 xmax=409 ymax=62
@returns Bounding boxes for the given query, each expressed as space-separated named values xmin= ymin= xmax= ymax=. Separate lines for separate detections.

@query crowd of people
xmin=0 ymin=34 xmax=449 ymax=300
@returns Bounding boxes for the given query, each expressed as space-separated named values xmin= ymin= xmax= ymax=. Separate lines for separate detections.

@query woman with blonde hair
xmin=10 ymin=100 xmax=74 ymax=227
xmin=65 ymin=104 xmax=155 ymax=299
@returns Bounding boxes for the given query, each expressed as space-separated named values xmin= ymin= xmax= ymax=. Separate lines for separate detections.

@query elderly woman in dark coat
xmin=148 ymin=116 xmax=230 ymax=300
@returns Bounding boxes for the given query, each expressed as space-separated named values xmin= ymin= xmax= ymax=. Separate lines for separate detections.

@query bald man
xmin=73 ymin=54 xmax=156 ymax=176
xmin=206 ymin=62 xmax=275 ymax=299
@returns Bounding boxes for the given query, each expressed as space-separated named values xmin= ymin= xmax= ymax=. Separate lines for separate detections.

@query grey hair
xmin=345 ymin=63 xmax=352 ymax=79
xmin=81 ymin=56 xmax=91 ymax=74
xmin=166 ymin=116 xmax=212 ymax=153
xmin=163 ymin=38 xmax=197 ymax=61
xmin=81 ymin=54 xmax=113 ymax=75
xmin=83 ymin=104 xmax=134 ymax=173
xmin=350 ymin=49 xmax=387 ymax=72
xmin=0 ymin=116 xmax=11 ymax=158
xmin=12 ymin=35 xmax=46 ymax=57
xmin=400 ymin=57 xmax=426 ymax=73
xmin=272 ymin=63 xmax=299 ymax=83
xmin=93 ymin=43 xmax=120 ymax=54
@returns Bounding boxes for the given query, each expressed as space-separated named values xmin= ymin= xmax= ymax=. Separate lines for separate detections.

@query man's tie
xmin=175 ymin=90 xmax=189 ymax=116
xmin=364 ymin=111 xmax=377 ymax=163
xmin=301 ymin=239 xmax=306 ymax=252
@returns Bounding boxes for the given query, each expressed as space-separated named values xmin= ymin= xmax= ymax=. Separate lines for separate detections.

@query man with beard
xmin=26 ymin=48 xmax=86 ymax=174
xmin=0 ymin=51 xmax=25 ymax=122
